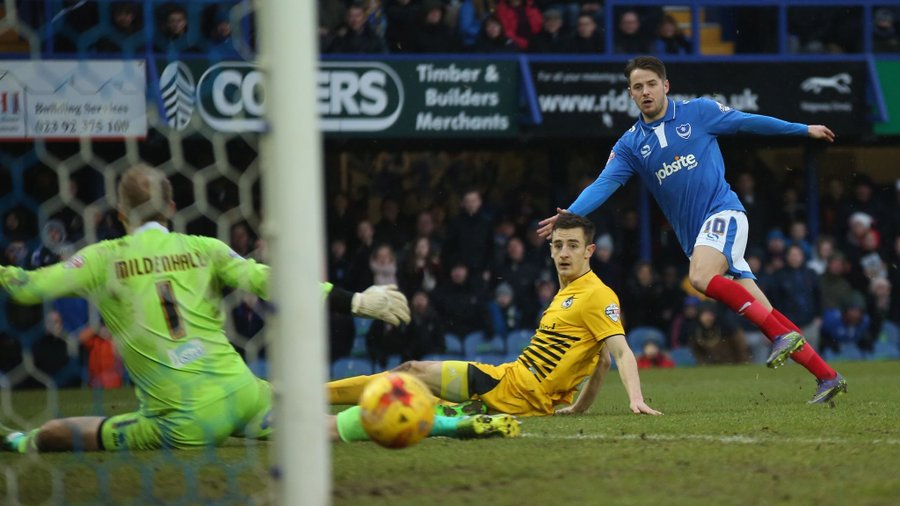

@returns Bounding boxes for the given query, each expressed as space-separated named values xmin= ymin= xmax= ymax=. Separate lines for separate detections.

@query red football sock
xmin=704 ymin=275 xmax=790 ymax=338
xmin=771 ymin=310 xmax=837 ymax=381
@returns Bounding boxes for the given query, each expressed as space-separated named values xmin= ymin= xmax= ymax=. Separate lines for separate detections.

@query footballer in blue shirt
xmin=538 ymin=56 xmax=846 ymax=404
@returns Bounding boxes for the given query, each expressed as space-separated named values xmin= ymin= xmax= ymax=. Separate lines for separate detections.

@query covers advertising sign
xmin=530 ymin=61 xmax=869 ymax=137
xmin=158 ymin=59 xmax=518 ymax=138
xmin=0 ymin=60 xmax=146 ymax=139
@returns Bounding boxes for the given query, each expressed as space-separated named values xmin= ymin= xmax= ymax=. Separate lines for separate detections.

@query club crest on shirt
xmin=604 ymin=303 xmax=620 ymax=322
xmin=640 ymin=145 xmax=651 ymax=158
xmin=561 ymin=296 xmax=574 ymax=309
xmin=676 ymin=123 xmax=692 ymax=140
xmin=64 ymin=255 xmax=85 ymax=269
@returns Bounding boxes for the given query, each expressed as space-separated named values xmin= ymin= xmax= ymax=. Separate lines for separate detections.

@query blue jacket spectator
xmin=488 ymin=282 xmax=524 ymax=338
xmin=769 ymin=245 xmax=822 ymax=329
xmin=820 ymin=292 xmax=872 ymax=353
xmin=457 ymin=0 xmax=486 ymax=47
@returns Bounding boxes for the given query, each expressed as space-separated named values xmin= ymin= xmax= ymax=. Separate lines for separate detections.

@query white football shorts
xmin=692 ymin=210 xmax=756 ymax=280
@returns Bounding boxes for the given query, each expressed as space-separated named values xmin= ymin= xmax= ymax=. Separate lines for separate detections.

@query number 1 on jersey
xmin=156 ymin=280 xmax=186 ymax=339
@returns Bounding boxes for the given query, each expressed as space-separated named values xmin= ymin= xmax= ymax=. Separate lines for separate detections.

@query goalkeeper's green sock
xmin=335 ymin=406 xmax=370 ymax=442
xmin=335 ymin=406 xmax=461 ymax=442
xmin=3 ymin=429 xmax=39 ymax=453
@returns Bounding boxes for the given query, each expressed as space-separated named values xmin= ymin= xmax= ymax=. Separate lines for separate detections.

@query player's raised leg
xmin=688 ymin=211 xmax=843 ymax=400
xmin=735 ymin=278 xmax=846 ymax=403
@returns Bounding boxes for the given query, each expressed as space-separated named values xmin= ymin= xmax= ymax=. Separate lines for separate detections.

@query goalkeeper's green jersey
xmin=0 ymin=223 xmax=269 ymax=416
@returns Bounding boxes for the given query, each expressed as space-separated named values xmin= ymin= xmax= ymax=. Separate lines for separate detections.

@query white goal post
xmin=258 ymin=1 xmax=330 ymax=505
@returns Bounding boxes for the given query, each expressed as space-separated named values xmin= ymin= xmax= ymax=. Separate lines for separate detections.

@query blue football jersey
xmin=569 ymin=98 xmax=808 ymax=256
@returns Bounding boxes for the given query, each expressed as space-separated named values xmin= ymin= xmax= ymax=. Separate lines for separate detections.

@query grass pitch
xmin=3 ymin=361 xmax=900 ymax=505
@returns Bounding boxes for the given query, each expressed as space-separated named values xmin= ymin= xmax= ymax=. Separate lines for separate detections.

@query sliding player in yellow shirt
xmin=329 ymin=213 xmax=661 ymax=417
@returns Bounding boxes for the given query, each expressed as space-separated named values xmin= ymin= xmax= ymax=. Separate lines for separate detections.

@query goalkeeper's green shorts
xmin=100 ymin=377 xmax=273 ymax=451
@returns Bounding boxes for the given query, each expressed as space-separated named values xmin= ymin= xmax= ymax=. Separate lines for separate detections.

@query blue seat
xmin=384 ymin=354 xmax=403 ymax=370
xmin=505 ymin=330 xmax=533 ymax=355
xmin=824 ymin=344 xmax=866 ymax=362
xmin=881 ymin=321 xmax=899 ymax=346
xmin=421 ymin=353 xmax=459 ymax=362
xmin=331 ymin=357 xmax=373 ymax=379
xmin=445 ymin=333 xmax=463 ymax=354
xmin=247 ymin=358 xmax=268 ymax=379
xmin=873 ymin=340 xmax=900 ymax=360
xmin=670 ymin=347 xmax=696 ymax=366
xmin=471 ymin=353 xmax=507 ymax=365
xmin=463 ymin=331 xmax=488 ymax=358
xmin=349 ymin=335 xmax=368 ymax=358
xmin=627 ymin=326 xmax=666 ymax=353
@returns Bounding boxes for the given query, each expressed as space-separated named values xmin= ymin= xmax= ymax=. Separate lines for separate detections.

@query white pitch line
xmin=522 ymin=433 xmax=900 ymax=446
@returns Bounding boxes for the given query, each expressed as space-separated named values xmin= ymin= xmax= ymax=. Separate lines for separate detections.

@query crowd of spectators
xmin=17 ymin=1 xmax=900 ymax=57
xmin=314 ymin=1 xmax=898 ymax=55
xmin=13 ymin=1 xmax=247 ymax=56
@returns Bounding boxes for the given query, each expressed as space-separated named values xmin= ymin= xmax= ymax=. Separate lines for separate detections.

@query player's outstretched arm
xmin=537 ymin=208 xmax=568 ymax=239
xmin=556 ymin=348 xmax=611 ymax=415
xmin=351 ymin=284 xmax=411 ymax=326
xmin=808 ymin=125 xmax=835 ymax=143
xmin=604 ymin=335 xmax=662 ymax=415
xmin=0 ymin=254 xmax=98 ymax=305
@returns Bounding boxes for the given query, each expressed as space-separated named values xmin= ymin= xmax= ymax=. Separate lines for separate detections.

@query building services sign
xmin=158 ymin=59 xmax=517 ymax=138
xmin=0 ymin=60 xmax=146 ymax=140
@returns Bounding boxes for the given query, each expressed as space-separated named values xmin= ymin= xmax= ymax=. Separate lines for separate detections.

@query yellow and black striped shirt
xmin=518 ymin=271 xmax=624 ymax=395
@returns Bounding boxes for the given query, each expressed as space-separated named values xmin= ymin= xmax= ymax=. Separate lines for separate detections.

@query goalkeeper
xmin=0 ymin=163 xmax=437 ymax=452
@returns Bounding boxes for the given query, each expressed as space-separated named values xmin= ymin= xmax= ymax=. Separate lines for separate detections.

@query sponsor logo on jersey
xmin=63 ymin=255 xmax=85 ymax=269
xmin=640 ymin=145 xmax=651 ymax=158
xmin=676 ymin=123 xmax=692 ymax=140
xmin=168 ymin=339 xmax=207 ymax=367
xmin=561 ymin=296 xmax=574 ymax=309
xmin=655 ymin=154 xmax=698 ymax=185
xmin=606 ymin=150 xmax=615 ymax=165
xmin=605 ymin=303 xmax=620 ymax=322
xmin=716 ymin=101 xmax=732 ymax=113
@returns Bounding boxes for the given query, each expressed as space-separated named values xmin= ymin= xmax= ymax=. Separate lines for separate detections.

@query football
xmin=358 ymin=372 xmax=436 ymax=449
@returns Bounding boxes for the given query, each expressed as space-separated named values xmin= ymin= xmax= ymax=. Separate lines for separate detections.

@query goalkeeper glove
xmin=351 ymin=284 xmax=411 ymax=326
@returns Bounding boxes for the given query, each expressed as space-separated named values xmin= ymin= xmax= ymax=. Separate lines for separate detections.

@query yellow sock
xmin=328 ymin=371 xmax=390 ymax=404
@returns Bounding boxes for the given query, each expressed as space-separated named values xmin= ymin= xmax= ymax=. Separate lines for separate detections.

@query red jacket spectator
xmin=495 ymin=0 xmax=542 ymax=50
xmin=636 ymin=342 xmax=676 ymax=369
xmin=80 ymin=325 xmax=124 ymax=389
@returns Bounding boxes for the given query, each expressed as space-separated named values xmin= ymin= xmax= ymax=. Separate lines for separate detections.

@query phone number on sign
xmin=32 ymin=119 xmax=131 ymax=136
